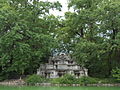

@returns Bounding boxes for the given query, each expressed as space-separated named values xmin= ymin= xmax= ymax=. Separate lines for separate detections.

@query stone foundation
xmin=0 ymin=81 xmax=120 ymax=87
xmin=0 ymin=79 xmax=25 ymax=86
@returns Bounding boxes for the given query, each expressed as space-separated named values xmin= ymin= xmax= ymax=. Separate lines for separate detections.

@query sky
xmin=41 ymin=0 xmax=69 ymax=16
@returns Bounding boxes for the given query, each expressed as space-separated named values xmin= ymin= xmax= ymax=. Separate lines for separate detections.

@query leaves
xmin=112 ymin=67 xmax=120 ymax=81
xmin=0 ymin=0 xmax=61 ymax=78
xmin=56 ymin=0 xmax=120 ymax=78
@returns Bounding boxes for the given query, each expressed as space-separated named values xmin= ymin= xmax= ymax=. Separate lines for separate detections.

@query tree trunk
xmin=80 ymin=28 xmax=84 ymax=38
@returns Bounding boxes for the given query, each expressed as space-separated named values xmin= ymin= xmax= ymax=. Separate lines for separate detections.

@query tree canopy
xmin=0 ymin=0 xmax=61 ymax=79
xmin=57 ymin=0 xmax=120 ymax=77
xmin=0 ymin=0 xmax=120 ymax=80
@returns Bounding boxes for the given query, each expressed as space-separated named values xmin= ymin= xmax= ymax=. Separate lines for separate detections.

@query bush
xmin=98 ymin=78 xmax=117 ymax=84
xmin=112 ymin=67 xmax=120 ymax=82
xmin=51 ymin=74 xmax=78 ymax=84
xmin=51 ymin=74 xmax=99 ymax=85
xmin=25 ymin=74 xmax=45 ymax=85
xmin=0 ymin=73 xmax=8 ymax=81
xmin=59 ymin=74 xmax=77 ymax=84
xmin=0 ymin=76 xmax=5 ymax=81
xmin=51 ymin=78 xmax=60 ymax=84
xmin=25 ymin=74 xmax=118 ymax=85
xmin=78 ymin=76 xmax=98 ymax=85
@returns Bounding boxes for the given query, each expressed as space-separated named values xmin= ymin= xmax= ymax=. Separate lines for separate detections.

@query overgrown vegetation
xmin=51 ymin=75 xmax=98 ymax=84
xmin=25 ymin=74 xmax=46 ymax=85
xmin=25 ymin=74 xmax=117 ymax=85
xmin=51 ymin=74 xmax=77 ymax=84
xmin=0 ymin=0 xmax=61 ymax=80
xmin=0 ymin=0 xmax=120 ymax=82
xmin=78 ymin=76 xmax=98 ymax=85
xmin=112 ymin=68 xmax=120 ymax=82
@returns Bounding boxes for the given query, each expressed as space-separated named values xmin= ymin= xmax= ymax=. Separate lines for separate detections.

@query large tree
xmin=57 ymin=0 xmax=120 ymax=77
xmin=0 ymin=0 xmax=61 ymax=80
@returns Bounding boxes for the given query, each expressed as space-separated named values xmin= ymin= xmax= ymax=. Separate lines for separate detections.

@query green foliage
xmin=25 ymin=74 xmax=45 ymax=85
xmin=0 ymin=76 xmax=6 ymax=81
xmin=98 ymin=78 xmax=117 ymax=84
xmin=51 ymin=74 xmax=77 ymax=84
xmin=25 ymin=74 xmax=117 ymax=85
xmin=51 ymin=74 xmax=98 ymax=84
xmin=0 ymin=0 xmax=120 ymax=81
xmin=78 ymin=76 xmax=98 ymax=85
xmin=112 ymin=68 xmax=120 ymax=82
xmin=73 ymin=40 xmax=97 ymax=66
xmin=0 ymin=0 xmax=61 ymax=79
xmin=56 ymin=0 xmax=120 ymax=78
xmin=51 ymin=78 xmax=60 ymax=84
xmin=59 ymin=74 xmax=77 ymax=84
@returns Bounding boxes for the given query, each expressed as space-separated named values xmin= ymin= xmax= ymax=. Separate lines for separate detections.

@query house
xmin=37 ymin=54 xmax=88 ymax=78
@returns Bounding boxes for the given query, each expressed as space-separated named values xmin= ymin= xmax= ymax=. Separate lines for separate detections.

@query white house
xmin=37 ymin=54 xmax=88 ymax=78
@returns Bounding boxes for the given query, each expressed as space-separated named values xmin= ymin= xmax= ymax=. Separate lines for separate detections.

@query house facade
xmin=37 ymin=54 xmax=88 ymax=78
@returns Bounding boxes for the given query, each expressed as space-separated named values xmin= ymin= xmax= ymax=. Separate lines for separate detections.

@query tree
xmin=57 ymin=0 xmax=120 ymax=77
xmin=0 ymin=0 xmax=61 ymax=79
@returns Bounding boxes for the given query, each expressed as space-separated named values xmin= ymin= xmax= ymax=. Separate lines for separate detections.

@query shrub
xmin=51 ymin=74 xmax=78 ymax=84
xmin=51 ymin=74 xmax=99 ymax=85
xmin=112 ymin=67 xmax=120 ymax=82
xmin=98 ymin=78 xmax=117 ymax=84
xmin=78 ymin=76 xmax=98 ymax=85
xmin=0 ymin=76 xmax=5 ymax=81
xmin=0 ymin=73 xmax=8 ymax=81
xmin=51 ymin=78 xmax=60 ymax=84
xmin=59 ymin=74 xmax=77 ymax=84
xmin=25 ymin=74 xmax=45 ymax=85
